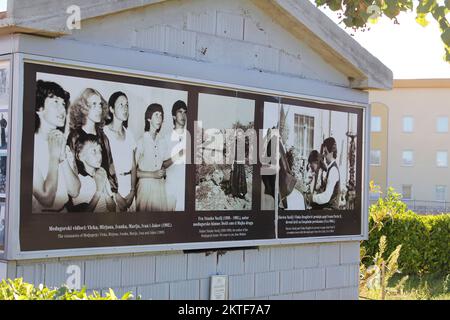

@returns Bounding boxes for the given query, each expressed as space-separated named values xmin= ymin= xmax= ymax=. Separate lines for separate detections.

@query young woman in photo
xmin=104 ymin=91 xmax=137 ymax=212
xmin=32 ymin=80 xmax=80 ymax=212
xmin=305 ymin=150 xmax=327 ymax=209
xmin=135 ymin=103 xmax=169 ymax=212
xmin=306 ymin=150 xmax=326 ymax=194
xmin=71 ymin=135 xmax=116 ymax=212
xmin=261 ymin=128 xmax=277 ymax=210
xmin=67 ymin=88 xmax=118 ymax=199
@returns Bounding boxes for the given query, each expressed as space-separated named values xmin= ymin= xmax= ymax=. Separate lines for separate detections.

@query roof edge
xmin=253 ymin=0 xmax=392 ymax=91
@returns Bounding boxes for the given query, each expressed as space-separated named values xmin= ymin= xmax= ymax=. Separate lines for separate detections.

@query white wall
xmin=8 ymin=242 xmax=360 ymax=300
xmin=64 ymin=0 xmax=349 ymax=87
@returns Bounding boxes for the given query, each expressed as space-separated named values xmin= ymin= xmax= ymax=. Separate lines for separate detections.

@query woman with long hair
xmin=67 ymin=88 xmax=118 ymax=211
xmin=33 ymin=80 xmax=80 ymax=212
xmin=135 ymin=103 xmax=169 ymax=212
xmin=104 ymin=91 xmax=137 ymax=212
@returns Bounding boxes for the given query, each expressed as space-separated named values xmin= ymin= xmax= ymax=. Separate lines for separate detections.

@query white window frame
xmin=370 ymin=149 xmax=381 ymax=166
xmin=401 ymin=150 xmax=414 ymax=167
xmin=436 ymin=151 xmax=448 ymax=168
xmin=435 ymin=185 xmax=447 ymax=202
xmin=436 ymin=116 xmax=448 ymax=133
xmin=371 ymin=116 xmax=381 ymax=133
xmin=402 ymin=116 xmax=414 ymax=133
xmin=401 ymin=184 xmax=413 ymax=200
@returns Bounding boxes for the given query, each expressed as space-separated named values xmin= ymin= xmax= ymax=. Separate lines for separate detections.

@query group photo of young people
xmin=32 ymin=73 xmax=188 ymax=213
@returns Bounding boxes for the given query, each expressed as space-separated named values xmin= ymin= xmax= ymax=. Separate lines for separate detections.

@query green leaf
xmin=417 ymin=0 xmax=438 ymax=14
xmin=442 ymin=28 xmax=450 ymax=46
xmin=328 ymin=0 xmax=342 ymax=11
xmin=416 ymin=13 xmax=430 ymax=27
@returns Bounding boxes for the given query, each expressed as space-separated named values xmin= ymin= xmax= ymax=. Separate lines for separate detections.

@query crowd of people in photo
xmin=32 ymin=80 xmax=187 ymax=213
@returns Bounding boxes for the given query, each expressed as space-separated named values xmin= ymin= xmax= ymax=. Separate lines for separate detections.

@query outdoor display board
xmin=18 ymin=62 xmax=364 ymax=252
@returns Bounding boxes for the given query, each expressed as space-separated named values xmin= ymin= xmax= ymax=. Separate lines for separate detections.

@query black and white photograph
xmin=263 ymin=102 xmax=359 ymax=211
xmin=195 ymin=93 xmax=255 ymax=211
xmin=0 ymin=61 xmax=8 ymax=251
xmin=31 ymin=72 xmax=188 ymax=213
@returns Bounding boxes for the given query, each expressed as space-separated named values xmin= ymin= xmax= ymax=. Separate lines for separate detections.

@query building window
xmin=370 ymin=150 xmax=381 ymax=166
xmin=402 ymin=150 xmax=414 ymax=166
xmin=294 ymin=114 xmax=314 ymax=159
xmin=402 ymin=116 xmax=414 ymax=133
xmin=437 ymin=151 xmax=448 ymax=167
xmin=371 ymin=116 xmax=381 ymax=132
xmin=402 ymin=185 xmax=413 ymax=200
xmin=436 ymin=185 xmax=447 ymax=202
xmin=436 ymin=117 xmax=448 ymax=133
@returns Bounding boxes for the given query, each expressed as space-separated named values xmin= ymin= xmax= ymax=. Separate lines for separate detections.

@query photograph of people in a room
xmin=262 ymin=102 xmax=358 ymax=211
xmin=31 ymin=73 xmax=188 ymax=213
xmin=195 ymin=93 xmax=255 ymax=211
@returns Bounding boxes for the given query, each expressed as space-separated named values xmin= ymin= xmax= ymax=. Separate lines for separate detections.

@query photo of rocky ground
xmin=195 ymin=163 xmax=252 ymax=211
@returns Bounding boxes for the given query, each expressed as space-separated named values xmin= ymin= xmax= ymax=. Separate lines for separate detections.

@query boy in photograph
xmin=163 ymin=100 xmax=187 ymax=211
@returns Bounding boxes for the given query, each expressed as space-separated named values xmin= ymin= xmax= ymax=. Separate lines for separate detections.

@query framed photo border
xmin=4 ymin=54 xmax=369 ymax=260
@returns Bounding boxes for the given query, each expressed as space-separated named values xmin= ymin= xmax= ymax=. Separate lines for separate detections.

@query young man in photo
xmin=163 ymin=100 xmax=187 ymax=211
xmin=308 ymin=137 xmax=341 ymax=210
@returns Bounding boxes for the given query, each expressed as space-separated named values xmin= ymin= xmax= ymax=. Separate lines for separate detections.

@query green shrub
xmin=364 ymin=188 xmax=450 ymax=275
xmin=425 ymin=215 xmax=450 ymax=273
xmin=0 ymin=278 xmax=133 ymax=300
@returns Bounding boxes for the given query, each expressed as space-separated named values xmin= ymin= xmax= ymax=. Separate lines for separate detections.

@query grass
xmin=360 ymin=273 xmax=450 ymax=300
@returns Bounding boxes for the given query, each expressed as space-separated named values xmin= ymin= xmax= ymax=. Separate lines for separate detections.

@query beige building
xmin=370 ymin=79 xmax=450 ymax=213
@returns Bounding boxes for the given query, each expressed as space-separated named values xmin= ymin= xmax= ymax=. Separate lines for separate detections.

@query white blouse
xmin=135 ymin=132 xmax=167 ymax=174
xmin=104 ymin=126 xmax=136 ymax=197
xmin=32 ymin=134 xmax=69 ymax=212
